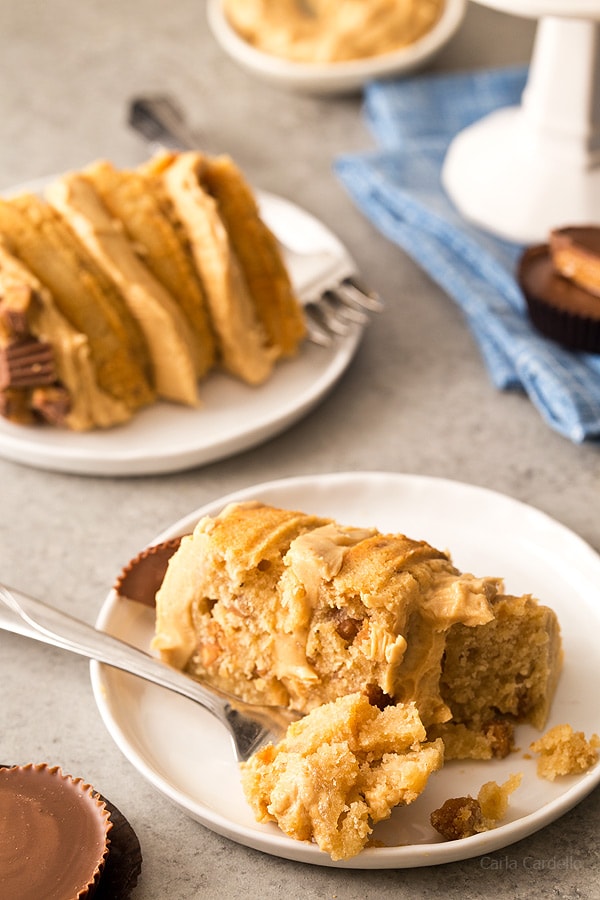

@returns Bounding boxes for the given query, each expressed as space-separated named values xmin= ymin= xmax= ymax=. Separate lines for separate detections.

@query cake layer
xmin=46 ymin=173 xmax=200 ymax=406
xmin=199 ymin=154 xmax=306 ymax=357
xmin=145 ymin=152 xmax=277 ymax=385
xmin=84 ymin=160 xmax=216 ymax=379
xmin=0 ymin=193 xmax=155 ymax=413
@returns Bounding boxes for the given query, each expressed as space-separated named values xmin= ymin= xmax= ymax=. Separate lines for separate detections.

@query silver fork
xmin=128 ymin=95 xmax=382 ymax=346
xmin=0 ymin=585 xmax=299 ymax=762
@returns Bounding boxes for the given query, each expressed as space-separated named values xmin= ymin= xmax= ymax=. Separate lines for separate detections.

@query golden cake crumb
xmin=529 ymin=724 xmax=600 ymax=781
xmin=430 ymin=773 xmax=522 ymax=841
xmin=428 ymin=720 xmax=515 ymax=761
xmin=241 ymin=692 xmax=443 ymax=861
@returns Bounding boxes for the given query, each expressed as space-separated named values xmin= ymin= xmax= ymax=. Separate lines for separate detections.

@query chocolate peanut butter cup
xmin=0 ymin=763 xmax=142 ymax=900
xmin=0 ymin=764 xmax=111 ymax=900
xmin=518 ymin=242 xmax=600 ymax=353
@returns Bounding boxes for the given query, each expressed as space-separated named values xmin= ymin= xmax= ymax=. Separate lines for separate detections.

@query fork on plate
xmin=0 ymin=584 xmax=299 ymax=762
xmin=128 ymin=95 xmax=383 ymax=346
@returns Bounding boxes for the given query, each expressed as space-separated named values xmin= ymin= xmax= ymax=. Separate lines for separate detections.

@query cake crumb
xmin=530 ymin=724 xmax=600 ymax=781
xmin=241 ymin=692 xmax=443 ymax=861
xmin=430 ymin=773 xmax=522 ymax=841
xmin=429 ymin=720 xmax=515 ymax=761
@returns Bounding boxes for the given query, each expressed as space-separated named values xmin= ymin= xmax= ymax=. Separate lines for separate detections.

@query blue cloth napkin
xmin=335 ymin=66 xmax=600 ymax=443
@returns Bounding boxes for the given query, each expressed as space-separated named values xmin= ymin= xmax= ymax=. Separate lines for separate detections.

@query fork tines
xmin=305 ymin=277 xmax=383 ymax=346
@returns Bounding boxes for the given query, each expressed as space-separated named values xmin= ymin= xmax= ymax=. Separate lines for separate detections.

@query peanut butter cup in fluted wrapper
xmin=0 ymin=763 xmax=142 ymax=899
xmin=0 ymin=764 xmax=111 ymax=900
xmin=518 ymin=225 xmax=600 ymax=353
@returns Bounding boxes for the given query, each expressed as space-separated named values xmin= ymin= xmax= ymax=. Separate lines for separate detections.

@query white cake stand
xmin=442 ymin=0 xmax=600 ymax=243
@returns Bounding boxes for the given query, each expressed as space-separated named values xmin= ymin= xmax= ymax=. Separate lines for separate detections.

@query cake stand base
xmin=442 ymin=106 xmax=600 ymax=245
xmin=442 ymin=12 xmax=600 ymax=244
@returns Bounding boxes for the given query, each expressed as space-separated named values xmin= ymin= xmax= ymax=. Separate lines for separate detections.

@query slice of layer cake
xmin=151 ymin=501 xmax=562 ymax=758
xmin=0 ymin=151 xmax=308 ymax=429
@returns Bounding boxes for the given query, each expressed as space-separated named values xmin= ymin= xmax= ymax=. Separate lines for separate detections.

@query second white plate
xmin=91 ymin=472 xmax=600 ymax=868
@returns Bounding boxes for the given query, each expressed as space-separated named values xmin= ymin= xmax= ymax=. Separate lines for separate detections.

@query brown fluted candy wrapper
xmin=93 ymin=795 xmax=142 ymax=900
xmin=114 ymin=536 xmax=184 ymax=607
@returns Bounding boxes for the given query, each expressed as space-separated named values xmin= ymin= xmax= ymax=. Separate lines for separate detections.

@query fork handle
xmin=128 ymin=95 xmax=196 ymax=151
xmin=0 ymin=584 xmax=227 ymax=720
xmin=0 ymin=585 xmax=292 ymax=760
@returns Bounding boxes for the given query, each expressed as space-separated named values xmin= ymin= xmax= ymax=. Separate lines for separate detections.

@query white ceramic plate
xmin=0 ymin=193 xmax=362 ymax=476
xmin=207 ymin=0 xmax=467 ymax=94
xmin=91 ymin=471 xmax=600 ymax=869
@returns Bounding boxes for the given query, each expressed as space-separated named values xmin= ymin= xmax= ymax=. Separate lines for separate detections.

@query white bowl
xmin=206 ymin=0 xmax=467 ymax=94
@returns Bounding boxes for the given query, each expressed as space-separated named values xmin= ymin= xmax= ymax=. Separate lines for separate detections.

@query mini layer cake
xmin=152 ymin=501 xmax=562 ymax=759
xmin=0 ymin=152 xmax=306 ymax=429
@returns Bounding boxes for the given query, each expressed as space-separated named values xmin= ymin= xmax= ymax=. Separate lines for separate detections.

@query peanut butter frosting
xmin=223 ymin=0 xmax=445 ymax=64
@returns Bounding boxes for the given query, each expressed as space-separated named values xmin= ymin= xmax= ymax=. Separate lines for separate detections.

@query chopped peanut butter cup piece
xmin=550 ymin=225 xmax=600 ymax=298
xmin=0 ymin=337 xmax=56 ymax=389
